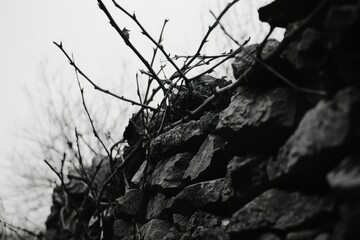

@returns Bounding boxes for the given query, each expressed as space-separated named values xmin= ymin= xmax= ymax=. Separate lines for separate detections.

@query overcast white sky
xmin=0 ymin=0 xmax=282 ymax=229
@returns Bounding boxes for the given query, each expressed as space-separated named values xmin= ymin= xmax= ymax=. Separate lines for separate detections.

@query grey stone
xmin=268 ymin=88 xmax=360 ymax=182
xmin=150 ymin=112 xmax=217 ymax=157
xmin=151 ymin=152 xmax=194 ymax=193
xmin=228 ymin=189 xmax=335 ymax=233
xmin=114 ymin=189 xmax=141 ymax=218
xmin=113 ymin=219 xmax=133 ymax=240
xmin=232 ymin=40 xmax=279 ymax=79
xmin=146 ymin=193 xmax=168 ymax=220
xmin=139 ymin=219 xmax=171 ymax=240
xmin=217 ymin=87 xmax=297 ymax=152
xmin=171 ymin=179 xmax=226 ymax=215
xmin=327 ymin=154 xmax=360 ymax=201
xmin=183 ymin=135 xmax=226 ymax=182
xmin=173 ymin=214 xmax=189 ymax=233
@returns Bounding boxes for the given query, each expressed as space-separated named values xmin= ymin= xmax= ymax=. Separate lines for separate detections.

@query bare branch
xmin=53 ymin=41 xmax=157 ymax=111
xmin=97 ymin=0 xmax=166 ymax=93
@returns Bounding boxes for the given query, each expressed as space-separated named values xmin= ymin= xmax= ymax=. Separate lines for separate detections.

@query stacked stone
xmin=45 ymin=0 xmax=360 ymax=239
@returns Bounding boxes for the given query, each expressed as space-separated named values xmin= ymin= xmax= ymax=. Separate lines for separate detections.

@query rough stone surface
xmin=173 ymin=214 xmax=189 ymax=233
xmin=268 ymin=88 xmax=360 ymax=182
xmin=183 ymin=134 xmax=226 ymax=182
xmin=114 ymin=189 xmax=142 ymax=218
xmin=151 ymin=152 xmax=194 ymax=193
xmin=170 ymin=75 xmax=231 ymax=117
xmin=140 ymin=219 xmax=171 ymax=240
xmin=113 ymin=219 xmax=133 ymax=240
xmin=228 ymin=189 xmax=335 ymax=234
xmin=222 ymin=155 xmax=269 ymax=210
xmin=146 ymin=193 xmax=168 ymax=220
xmin=171 ymin=179 xmax=226 ymax=215
xmin=161 ymin=228 xmax=183 ymax=240
xmin=217 ymin=87 xmax=297 ymax=152
xmin=150 ymin=112 xmax=217 ymax=157
xmin=184 ymin=211 xmax=229 ymax=240
xmin=282 ymin=28 xmax=324 ymax=70
xmin=327 ymin=154 xmax=360 ymax=201
xmin=232 ymin=39 xmax=279 ymax=79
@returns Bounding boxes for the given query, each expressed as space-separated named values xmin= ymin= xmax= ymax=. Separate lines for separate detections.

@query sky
xmin=0 ymin=0 xmax=282 ymax=230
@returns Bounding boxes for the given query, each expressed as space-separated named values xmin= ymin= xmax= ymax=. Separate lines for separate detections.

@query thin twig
xmin=111 ymin=1 xmax=192 ymax=90
xmin=184 ymin=0 xmax=240 ymax=69
xmin=163 ymin=0 xmax=329 ymax=132
xmin=53 ymin=42 xmax=157 ymax=111
xmin=0 ymin=219 xmax=43 ymax=239
xmin=97 ymin=0 xmax=166 ymax=93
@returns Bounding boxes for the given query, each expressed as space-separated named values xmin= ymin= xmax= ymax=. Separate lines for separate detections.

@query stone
xmin=146 ymin=193 xmax=168 ymax=220
xmin=150 ymin=112 xmax=218 ymax=157
xmin=183 ymin=135 xmax=226 ymax=183
xmin=113 ymin=219 xmax=133 ymax=240
xmin=114 ymin=189 xmax=142 ymax=218
xmin=185 ymin=211 xmax=229 ymax=240
xmin=232 ymin=39 xmax=279 ymax=79
xmin=258 ymin=0 xmax=321 ymax=28
xmin=173 ymin=214 xmax=189 ymax=233
xmin=221 ymin=155 xmax=269 ymax=211
xmin=151 ymin=152 xmax=194 ymax=193
xmin=131 ymin=160 xmax=147 ymax=186
xmin=139 ymin=219 xmax=171 ymax=240
xmin=228 ymin=189 xmax=335 ymax=234
xmin=327 ymin=154 xmax=360 ymax=201
xmin=161 ymin=228 xmax=183 ymax=240
xmin=216 ymin=87 xmax=297 ymax=152
xmin=171 ymin=178 xmax=226 ymax=216
xmin=170 ymin=75 xmax=231 ymax=117
xmin=268 ymin=88 xmax=360 ymax=183
xmin=282 ymin=28 xmax=324 ymax=70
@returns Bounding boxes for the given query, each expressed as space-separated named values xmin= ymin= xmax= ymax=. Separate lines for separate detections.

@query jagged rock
xmin=151 ymin=152 xmax=194 ymax=193
xmin=183 ymin=135 xmax=226 ymax=183
xmin=216 ymin=87 xmax=297 ymax=152
xmin=222 ymin=155 xmax=269 ymax=211
xmin=173 ymin=214 xmax=189 ymax=233
xmin=184 ymin=211 xmax=229 ymax=240
xmin=161 ymin=228 xmax=183 ymax=240
xmin=131 ymin=160 xmax=147 ymax=186
xmin=282 ymin=28 xmax=324 ymax=70
xmin=113 ymin=219 xmax=133 ymax=240
xmin=327 ymin=154 xmax=360 ymax=201
xmin=146 ymin=193 xmax=168 ymax=220
xmin=268 ymin=88 xmax=360 ymax=183
xmin=232 ymin=39 xmax=279 ymax=79
xmin=171 ymin=178 xmax=226 ymax=216
xmin=170 ymin=75 xmax=231 ymax=117
xmin=228 ymin=189 xmax=335 ymax=234
xmin=258 ymin=0 xmax=321 ymax=28
xmin=150 ymin=112 xmax=218 ymax=158
xmin=139 ymin=219 xmax=171 ymax=240
xmin=114 ymin=189 xmax=141 ymax=219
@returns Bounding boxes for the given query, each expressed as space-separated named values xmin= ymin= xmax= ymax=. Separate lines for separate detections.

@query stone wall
xmin=44 ymin=0 xmax=360 ymax=239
